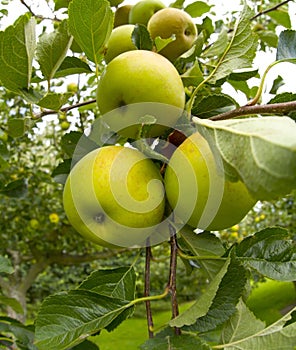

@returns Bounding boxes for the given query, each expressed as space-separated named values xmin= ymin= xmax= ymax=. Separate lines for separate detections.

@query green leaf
xmin=0 ymin=178 xmax=28 ymax=198
xmin=140 ymin=329 xmax=211 ymax=349
xmin=236 ymin=227 xmax=296 ymax=281
xmin=228 ymin=69 xmax=259 ymax=81
xmin=131 ymin=24 xmax=153 ymax=50
xmin=179 ymin=227 xmax=226 ymax=280
xmin=0 ymin=14 xmax=36 ymax=92
xmin=54 ymin=0 xmax=71 ymax=11
xmin=268 ymin=92 xmax=296 ymax=104
xmin=184 ymin=1 xmax=212 ymax=18
xmin=269 ymin=75 xmax=284 ymax=94
xmin=36 ymin=20 xmax=73 ymax=81
xmin=54 ymin=56 xmax=92 ymax=78
xmin=268 ymin=9 xmax=291 ymax=29
xmin=259 ymin=30 xmax=279 ymax=48
xmin=52 ymin=159 xmax=72 ymax=184
xmin=0 ymin=316 xmax=37 ymax=350
xmin=209 ymin=4 xmax=258 ymax=83
xmin=220 ymin=299 xmax=265 ymax=344
xmin=221 ymin=307 xmax=296 ymax=349
xmin=154 ymin=35 xmax=176 ymax=52
xmin=193 ymin=116 xmax=296 ymax=201
xmin=35 ymin=290 xmax=131 ymax=350
xmin=61 ymin=131 xmax=99 ymax=162
xmin=202 ymin=28 xmax=228 ymax=58
xmin=78 ymin=266 xmax=136 ymax=301
xmin=0 ymin=255 xmax=14 ymax=274
xmin=0 ymin=156 xmax=9 ymax=172
xmin=68 ymin=0 xmax=113 ymax=64
xmin=181 ymin=60 xmax=204 ymax=87
xmin=192 ymin=93 xmax=238 ymax=118
xmin=276 ymin=29 xmax=296 ymax=61
xmin=37 ymin=92 xmax=73 ymax=110
xmin=0 ymin=296 xmax=24 ymax=315
xmin=170 ymin=255 xmax=247 ymax=332
xmin=7 ymin=118 xmax=26 ymax=138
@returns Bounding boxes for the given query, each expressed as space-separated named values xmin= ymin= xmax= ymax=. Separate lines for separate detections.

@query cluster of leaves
xmin=0 ymin=0 xmax=296 ymax=349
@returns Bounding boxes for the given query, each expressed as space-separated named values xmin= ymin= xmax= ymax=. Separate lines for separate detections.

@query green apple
xmin=129 ymin=0 xmax=165 ymax=26
xmin=96 ymin=50 xmax=185 ymax=138
xmin=63 ymin=145 xmax=165 ymax=248
xmin=147 ymin=8 xmax=197 ymax=61
xmin=105 ymin=24 xmax=137 ymax=63
xmin=67 ymin=82 xmax=78 ymax=93
xmin=114 ymin=5 xmax=133 ymax=27
xmin=164 ymin=132 xmax=257 ymax=231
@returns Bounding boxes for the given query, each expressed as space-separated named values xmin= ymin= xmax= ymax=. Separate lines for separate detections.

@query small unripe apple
xmin=60 ymin=121 xmax=70 ymax=130
xmin=129 ymin=0 xmax=165 ymax=26
xmin=97 ymin=50 xmax=185 ymax=138
xmin=147 ymin=7 xmax=197 ymax=61
xmin=67 ymin=82 xmax=78 ymax=93
xmin=114 ymin=5 xmax=133 ymax=27
xmin=164 ymin=132 xmax=257 ymax=231
xmin=63 ymin=145 xmax=165 ymax=248
xmin=105 ymin=24 xmax=137 ymax=63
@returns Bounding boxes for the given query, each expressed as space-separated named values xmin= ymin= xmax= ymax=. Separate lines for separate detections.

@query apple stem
xmin=144 ymin=243 xmax=154 ymax=338
xmin=168 ymin=224 xmax=181 ymax=335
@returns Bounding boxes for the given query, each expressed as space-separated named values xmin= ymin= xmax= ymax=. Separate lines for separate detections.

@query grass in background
xmin=92 ymin=302 xmax=192 ymax=350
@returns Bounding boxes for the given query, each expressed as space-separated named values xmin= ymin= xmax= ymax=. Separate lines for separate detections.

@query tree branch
xmin=209 ymin=100 xmax=296 ymax=121
xmin=33 ymin=99 xmax=97 ymax=120
xmin=144 ymin=245 xmax=154 ymax=338
xmin=167 ymin=224 xmax=181 ymax=335
xmin=251 ymin=0 xmax=292 ymax=21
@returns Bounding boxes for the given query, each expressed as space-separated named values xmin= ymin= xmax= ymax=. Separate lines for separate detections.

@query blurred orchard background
xmin=0 ymin=0 xmax=295 ymax=348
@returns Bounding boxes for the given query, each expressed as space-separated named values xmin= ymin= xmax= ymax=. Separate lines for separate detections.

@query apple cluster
xmin=63 ymin=1 xmax=257 ymax=249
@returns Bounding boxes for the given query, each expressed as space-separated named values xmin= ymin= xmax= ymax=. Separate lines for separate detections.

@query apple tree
xmin=0 ymin=0 xmax=296 ymax=349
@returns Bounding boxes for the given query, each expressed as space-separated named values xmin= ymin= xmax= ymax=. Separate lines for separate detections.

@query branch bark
xmin=33 ymin=99 xmax=96 ymax=120
xmin=251 ymin=0 xmax=293 ymax=21
xmin=168 ymin=224 xmax=181 ymax=335
xmin=209 ymin=100 xmax=296 ymax=121
xmin=144 ymin=245 xmax=154 ymax=338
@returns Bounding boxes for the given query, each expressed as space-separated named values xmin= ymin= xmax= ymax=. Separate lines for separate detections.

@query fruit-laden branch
xmin=209 ymin=100 xmax=296 ymax=121
xmin=251 ymin=0 xmax=293 ymax=20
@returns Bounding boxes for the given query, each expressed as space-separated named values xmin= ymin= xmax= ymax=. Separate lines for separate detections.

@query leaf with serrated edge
xmin=68 ymin=0 xmax=113 ymax=64
xmin=0 ymin=14 xmax=36 ymax=92
xmin=170 ymin=256 xmax=230 ymax=328
xmin=36 ymin=20 xmax=72 ymax=81
xmin=236 ymin=227 xmax=296 ymax=281
xmin=220 ymin=306 xmax=296 ymax=349
xmin=221 ymin=299 xmax=265 ymax=344
xmin=54 ymin=56 xmax=92 ymax=78
xmin=182 ymin=256 xmax=247 ymax=332
xmin=209 ymin=4 xmax=258 ymax=83
xmin=35 ymin=289 xmax=131 ymax=350
xmin=37 ymin=92 xmax=73 ymax=110
xmin=78 ymin=266 xmax=136 ymax=301
xmin=180 ymin=227 xmax=225 ymax=280
xmin=193 ymin=116 xmax=296 ymax=200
